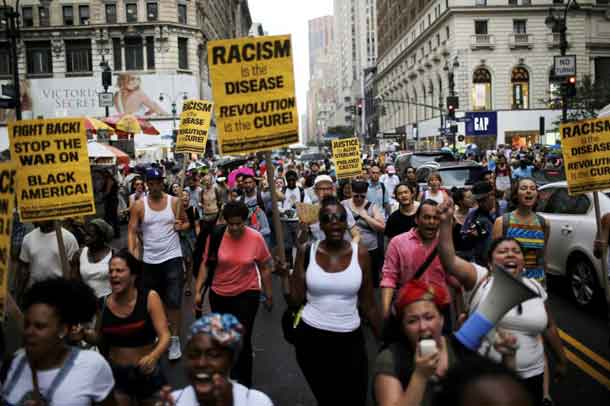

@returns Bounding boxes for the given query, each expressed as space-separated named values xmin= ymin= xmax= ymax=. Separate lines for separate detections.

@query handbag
xmin=281 ymin=243 xmax=312 ymax=345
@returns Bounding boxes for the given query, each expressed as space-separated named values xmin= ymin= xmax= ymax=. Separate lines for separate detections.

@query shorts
xmin=111 ymin=362 xmax=166 ymax=399
xmin=142 ymin=257 xmax=184 ymax=309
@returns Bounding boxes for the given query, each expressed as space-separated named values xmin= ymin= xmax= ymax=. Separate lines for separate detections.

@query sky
xmin=247 ymin=0 xmax=334 ymax=137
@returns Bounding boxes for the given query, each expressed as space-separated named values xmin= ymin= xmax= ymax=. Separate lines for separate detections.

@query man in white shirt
xmin=380 ymin=165 xmax=400 ymax=209
xmin=280 ymin=170 xmax=309 ymax=268
xmin=18 ymin=221 xmax=79 ymax=295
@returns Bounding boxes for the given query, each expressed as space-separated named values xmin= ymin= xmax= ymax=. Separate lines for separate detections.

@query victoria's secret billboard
xmin=0 ymin=73 xmax=198 ymax=123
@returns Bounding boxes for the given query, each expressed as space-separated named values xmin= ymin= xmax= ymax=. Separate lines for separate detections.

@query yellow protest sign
xmin=208 ymin=34 xmax=299 ymax=154
xmin=560 ymin=117 xmax=610 ymax=195
xmin=0 ymin=162 xmax=14 ymax=320
xmin=9 ymin=118 xmax=95 ymax=221
xmin=332 ymin=137 xmax=362 ymax=179
xmin=175 ymin=100 xmax=214 ymax=155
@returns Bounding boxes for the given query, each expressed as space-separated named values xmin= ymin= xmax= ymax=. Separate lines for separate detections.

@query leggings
xmin=209 ymin=289 xmax=260 ymax=387
xmin=295 ymin=321 xmax=368 ymax=406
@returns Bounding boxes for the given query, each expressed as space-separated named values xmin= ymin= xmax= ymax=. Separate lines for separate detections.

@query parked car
xmin=537 ymin=182 xmax=610 ymax=307
xmin=395 ymin=150 xmax=456 ymax=175
xmin=416 ymin=161 xmax=486 ymax=191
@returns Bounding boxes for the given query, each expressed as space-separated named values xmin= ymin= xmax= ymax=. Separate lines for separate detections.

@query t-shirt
xmin=2 ymin=349 xmax=114 ymax=405
xmin=19 ymin=228 xmax=79 ymax=287
xmin=171 ymin=382 xmax=273 ymax=406
xmin=385 ymin=209 xmax=417 ymax=240
xmin=207 ymin=226 xmax=271 ymax=296
xmin=464 ymin=264 xmax=548 ymax=379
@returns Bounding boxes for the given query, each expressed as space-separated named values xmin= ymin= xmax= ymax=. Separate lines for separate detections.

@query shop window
xmin=65 ymin=39 xmax=92 ymax=73
xmin=472 ymin=68 xmax=492 ymax=110
xmin=511 ymin=67 xmax=529 ymax=109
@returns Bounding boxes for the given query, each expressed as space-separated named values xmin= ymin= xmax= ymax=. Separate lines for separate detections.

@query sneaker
xmin=169 ymin=336 xmax=182 ymax=360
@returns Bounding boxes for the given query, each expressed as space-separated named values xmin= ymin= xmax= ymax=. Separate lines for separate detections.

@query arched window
xmin=472 ymin=67 xmax=492 ymax=110
xmin=511 ymin=67 xmax=529 ymax=110
xmin=548 ymin=69 xmax=562 ymax=109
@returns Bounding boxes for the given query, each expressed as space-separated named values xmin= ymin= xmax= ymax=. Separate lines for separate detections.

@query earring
xmin=59 ymin=334 xmax=65 ymax=340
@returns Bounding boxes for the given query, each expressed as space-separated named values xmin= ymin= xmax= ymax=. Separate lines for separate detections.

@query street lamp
xmin=100 ymin=56 xmax=112 ymax=117
xmin=545 ymin=0 xmax=580 ymax=122
xmin=159 ymin=92 xmax=188 ymax=129
xmin=2 ymin=0 xmax=21 ymax=119
xmin=443 ymin=56 xmax=460 ymax=152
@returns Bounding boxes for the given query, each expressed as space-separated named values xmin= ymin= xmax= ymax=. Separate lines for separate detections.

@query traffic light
xmin=446 ymin=96 xmax=459 ymax=120
xmin=356 ymin=98 xmax=363 ymax=116
xmin=566 ymin=76 xmax=576 ymax=98
xmin=102 ymin=65 xmax=112 ymax=89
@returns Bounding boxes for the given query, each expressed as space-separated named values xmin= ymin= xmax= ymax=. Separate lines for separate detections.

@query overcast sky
xmin=247 ymin=0 xmax=333 ymax=137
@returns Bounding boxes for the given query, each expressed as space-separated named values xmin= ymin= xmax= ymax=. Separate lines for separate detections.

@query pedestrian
xmin=402 ymin=166 xmax=420 ymax=200
xmin=495 ymin=155 xmax=512 ymax=195
xmin=181 ymin=189 xmax=198 ymax=296
xmin=437 ymin=201 xmax=568 ymax=406
xmin=385 ymin=183 xmax=419 ymax=240
xmin=374 ymin=279 xmax=518 ymax=406
xmin=287 ymin=196 xmax=381 ymax=406
xmin=338 ymin=179 xmax=353 ymax=201
xmin=1 ymin=278 xmax=115 ymax=405
xmin=76 ymin=219 xmax=114 ymax=298
xmin=451 ymin=188 xmax=476 ymax=260
xmin=460 ymin=181 xmax=497 ymax=266
xmin=280 ymin=170 xmax=309 ymax=268
xmin=367 ymin=164 xmax=391 ymax=217
xmin=160 ymin=313 xmax=273 ymax=405
xmin=193 ymin=201 xmax=273 ymax=388
xmin=128 ymin=167 xmax=189 ymax=360
xmin=512 ymin=159 xmax=535 ymax=180
xmin=418 ymin=172 xmax=448 ymax=205
xmin=128 ymin=178 xmax=147 ymax=209
xmin=78 ymin=249 xmax=171 ymax=405
xmin=238 ymin=174 xmax=272 ymax=246
xmin=200 ymin=174 xmax=222 ymax=235
xmin=186 ymin=175 xmax=203 ymax=233
xmin=102 ymin=169 xmax=121 ymax=238
xmin=344 ymin=181 xmax=386 ymax=287
xmin=380 ymin=165 xmax=401 ymax=207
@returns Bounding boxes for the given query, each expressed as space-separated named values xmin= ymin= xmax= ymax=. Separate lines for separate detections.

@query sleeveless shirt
xmin=141 ymin=195 xmax=182 ymax=264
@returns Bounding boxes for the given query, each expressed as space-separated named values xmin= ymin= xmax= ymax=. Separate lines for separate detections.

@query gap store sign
xmin=465 ymin=111 xmax=497 ymax=137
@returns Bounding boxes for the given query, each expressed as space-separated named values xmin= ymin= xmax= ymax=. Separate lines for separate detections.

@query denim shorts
xmin=111 ymin=363 xmax=166 ymax=399
xmin=142 ymin=257 xmax=184 ymax=309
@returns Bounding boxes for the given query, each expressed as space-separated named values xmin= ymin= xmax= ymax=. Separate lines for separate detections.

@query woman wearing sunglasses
xmin=287 ymin=196 xmax=382 ymax=406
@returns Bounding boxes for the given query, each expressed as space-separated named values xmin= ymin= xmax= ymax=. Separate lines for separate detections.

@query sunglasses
xmin=320 ymin=212 xmax=347 ymax=224
xmin=353 ymin=193 xmax=366 ymax=198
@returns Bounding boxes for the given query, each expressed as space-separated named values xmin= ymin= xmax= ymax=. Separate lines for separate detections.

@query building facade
xmin=375 ymin=0 xmax=610 ymax=150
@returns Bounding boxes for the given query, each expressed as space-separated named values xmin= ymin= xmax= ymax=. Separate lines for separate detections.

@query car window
xmin=543 ymin=188 xmax=590 ymax=215
xmin=537 ymin=188 xmax=555 ymax=212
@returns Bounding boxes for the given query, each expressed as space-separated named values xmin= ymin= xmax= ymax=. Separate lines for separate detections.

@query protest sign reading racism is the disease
xmin=561 ymin=116 xmax=610 ymax=195
xmin=332 ymin=137 xmax=362 ymax=179
xmin=9 ymin=118 xmax=95 ymax=221
xmin=0 ymin=162 xmax=14 ymax=320
xmin=208 ymin=34 xmax=298 ymax=154
xmin=175 ymin=100 xmax=214 ymax=155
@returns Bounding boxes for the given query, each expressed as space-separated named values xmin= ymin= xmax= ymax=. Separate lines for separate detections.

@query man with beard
xmin=128 ymin=167 xmax=189 ymax=360
xmin=380 ymin=199 xmax=453 ymax=333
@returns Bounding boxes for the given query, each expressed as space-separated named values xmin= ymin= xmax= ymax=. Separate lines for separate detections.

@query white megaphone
xmin=455 ymin=265 xmax=540 ymax=351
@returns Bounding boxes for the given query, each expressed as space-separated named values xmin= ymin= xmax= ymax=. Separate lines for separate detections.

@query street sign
xmin=554 ymin=55 xmax=577 ymax=77
xmin=1 ymin=84 xmax=15 ymax=98
xmin=98 ymin=92 xmax=114 ymax=108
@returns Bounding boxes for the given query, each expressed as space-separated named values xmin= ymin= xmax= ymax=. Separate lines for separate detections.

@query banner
xmin=175 ymin=100 xmax=214 ymax=155
xmin=9 ymin=118 xmax=95 ymax=221
xmin=560 ymin=116 xmax=610 ymax=194
xmin=208 ymin=34 xmax=299 ymax=154
xmin=0 ymin=162 xmax=14 ymax=320
xmin=332 ymin=137 xmax=362 ymax=179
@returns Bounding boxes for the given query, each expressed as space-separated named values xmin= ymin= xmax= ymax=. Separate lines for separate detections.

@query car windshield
xmin=439 ymin=168 xmax=472 ymax=187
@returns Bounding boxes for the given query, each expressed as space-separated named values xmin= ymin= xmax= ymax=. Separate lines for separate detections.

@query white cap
xmin=314 ymin=174 xmax=333 ymax=186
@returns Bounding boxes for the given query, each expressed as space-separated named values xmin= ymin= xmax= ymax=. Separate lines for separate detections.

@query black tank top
xmin=100 ymin=289 xmax=157 ymax=347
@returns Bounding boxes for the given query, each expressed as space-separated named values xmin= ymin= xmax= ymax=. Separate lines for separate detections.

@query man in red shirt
xmin=380 ymin=199 xmax=453 ymax=328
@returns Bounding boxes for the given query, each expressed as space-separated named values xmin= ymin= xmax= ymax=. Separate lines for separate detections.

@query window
xmin=553 ymin=0 xmax=564 ymax=3
xmin=106 ymin=4 xmax=117 ymax=24
xmin=178 ymin=4 xmax=187 ymax=24
xmin=146 ymin=36 xmax=155 ymax=69
xmin=38 ymin=6 xmax=50 ymax=27
xmin=472 ymin=68 xmax=492 ymax=110
xmin=26 ymin=41 xmax=53 ymax=75
xmin=125 ymin=37 xmax=143 ymax=70
xmin=513 ymin=19 xmax=527 ymax=34
xmin=112 ymin=38 xmax=122 ymax=70
xmin=542 ymin=188 xmax=590 ymax=215
xmin=475 ymin=20 xmax=488 ymax=35
xmin=595 ymin=57 xmax=610 ymax=85
xmin=22 ymin=7 xmax=33 ymax=27
xmin=0 ymin=44 xmax=11 ymax=75
xmin=65 ymin=39 xmax=92 ymax=73
xmin=178 ymin=38 xmax=188 ymax=69
xmin=126 ymin=3 xmax=138 ymax=23
xmin=79 ymin=5 xmax=90 ymax=25
xmin=63 ymin=6 xmax=74 ymax=26
xmin=509 ymin=0 xmax=518 ymax=3
xmin=476 ymin=0 xmax=487 ymax=5
xmin=511 ymin=67 xmax=530 ymax=109
xmin=548 ymin=70 xmax=562 ymax=108
xmin=147 ymin=2 xmax=158 ymax=21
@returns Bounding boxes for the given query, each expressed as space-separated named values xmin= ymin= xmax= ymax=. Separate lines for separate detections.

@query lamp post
xmin=100 ymin=55 xmax=112 ymax=117
xmin=545 ymin=0 xmax=580 ymax=123
xmin=159 ymin=92 xmax=188 ymax=130
xmin=444 ymin=56 xmax=460 ymax=153
xmin=2 ymin=0 xmax=21 ymax=120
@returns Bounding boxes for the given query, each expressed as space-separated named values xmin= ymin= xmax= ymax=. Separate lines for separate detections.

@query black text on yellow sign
xmin=0 ymin=162 xmax=15 ymax=320
xmin=561 ymin=117 xmax=610 ymax=195
xmin=175 ymin=100 xmax=214 ymax=155
xmin=208 ymin=34 xmax=299 ymax=155
xmin=9 ymin=118 xmax=95 ymax=221
xmin=332 ymin=138 xmax=362 ymax=180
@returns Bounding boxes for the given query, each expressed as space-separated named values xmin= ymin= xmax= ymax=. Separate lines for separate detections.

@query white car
xmin=537 ymin=182 xmax=610 ymax=307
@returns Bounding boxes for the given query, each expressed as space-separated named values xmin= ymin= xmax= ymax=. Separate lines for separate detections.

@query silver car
xmin=537 ymin=182 xmax=610 ymax=307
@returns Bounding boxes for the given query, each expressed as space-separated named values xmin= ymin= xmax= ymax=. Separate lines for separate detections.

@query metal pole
xmin=8 ymin=6 xmax=22 ymax=120
xmin=560 ymin=24 xmax=568 ymax=123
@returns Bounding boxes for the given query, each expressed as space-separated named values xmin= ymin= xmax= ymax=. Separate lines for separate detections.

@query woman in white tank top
xmin=286 ymin=196 xmax=382 ymax=406
xmin=77 ymin=219 xmax=113 ymax=298
xmin=418 ymin=171 xmax=448 ymax=205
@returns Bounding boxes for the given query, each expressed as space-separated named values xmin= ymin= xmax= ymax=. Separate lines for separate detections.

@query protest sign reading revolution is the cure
xmin=332 ymin=137 xmax=362 ymax=180
xmin=9 ymin=118 xmax=95 ymax=221
xmin=0 ymin=162 xmax=14 ymax=320
xmin=561 ymin=116 xmax=610 ymax=195
xmin=208 ymin=34 xmax=299 ymax=154
xmin=175 ymin=100 xmax=214 ymax=155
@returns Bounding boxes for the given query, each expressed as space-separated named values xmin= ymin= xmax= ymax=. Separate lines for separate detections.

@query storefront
xmin=506 ymin=130 xmax=540 ymax=149
xmin=464 ymin=111 xmax=498 ymax=152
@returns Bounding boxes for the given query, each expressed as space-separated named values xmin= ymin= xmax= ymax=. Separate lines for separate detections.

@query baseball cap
xmin=314 ymin=174 xmax=333 ymax=187
xmin=386 ymin=165 xmax=396 ymax=174
xmin=471 ymin=181 xmax=493 ymax=200
xmin=145 ymin=167 xmax=164 ymax=181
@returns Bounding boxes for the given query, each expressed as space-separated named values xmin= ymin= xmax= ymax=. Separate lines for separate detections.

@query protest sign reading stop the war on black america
xmin=208 ymin=34 xmax=299 ymax=154
xmin=9 ymin=118 xmax=95 ymax=221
